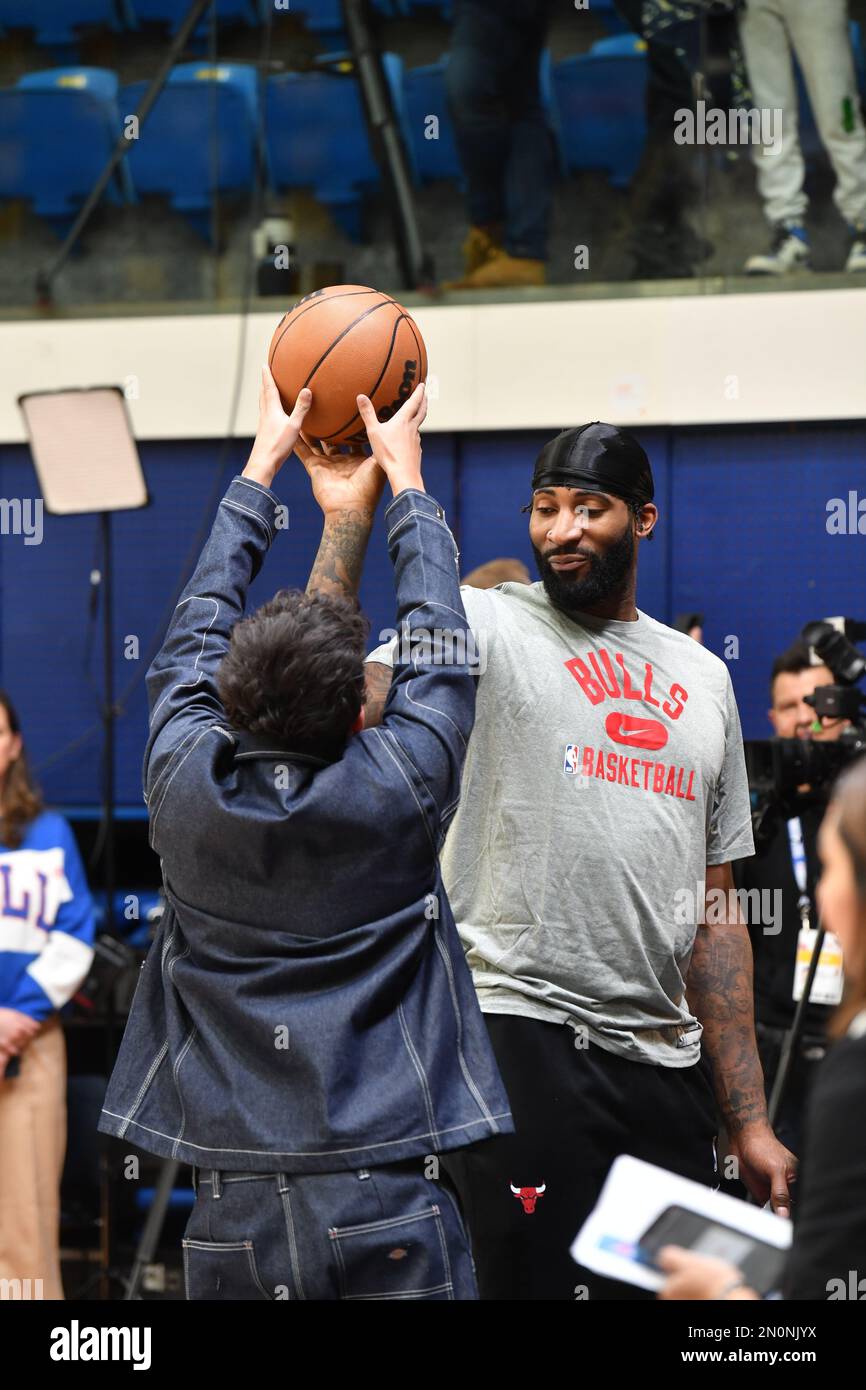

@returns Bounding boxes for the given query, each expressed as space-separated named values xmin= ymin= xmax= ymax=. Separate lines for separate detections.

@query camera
xmin=744 ymin=618 xmax=866 ymax=848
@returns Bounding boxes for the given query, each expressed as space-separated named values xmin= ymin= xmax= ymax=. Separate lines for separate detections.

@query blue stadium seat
xmin=0 ymin=66 xmax=130 ymax=233
xmin=265 ymin=57 xmax=404 ymax=239
xmin=17 ymin=65 xmax=121 ymax=102
xmin=120 ymin=63 xmax=260 ymax=239
xmin=126 ymin=0 xmax=264 ymax=35
xmin=0 ymin=1 xmax=126 ymax=47
xmin=551 ymin=46 xmax=648 ymax=189
xmin=402 ymin=58 xmax=461 ymax=183
xmin=590 ymin=33 xmax=647 ymax=58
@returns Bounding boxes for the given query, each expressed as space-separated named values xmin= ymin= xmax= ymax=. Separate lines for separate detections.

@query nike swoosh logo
xmin=605 ymin=712 xmax=669 ymax=752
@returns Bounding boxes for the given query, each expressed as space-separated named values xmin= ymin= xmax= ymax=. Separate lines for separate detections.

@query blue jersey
xmin=0 ymin=810 xmax=96 ymax=1020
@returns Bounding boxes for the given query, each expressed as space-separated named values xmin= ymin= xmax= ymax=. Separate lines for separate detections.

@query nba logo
xmin=563 ymin=744 xmax=580 ymax=775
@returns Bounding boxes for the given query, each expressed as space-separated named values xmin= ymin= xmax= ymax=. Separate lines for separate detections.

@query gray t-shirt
xmin=366 ymin=581 xmax=755 ymax=1067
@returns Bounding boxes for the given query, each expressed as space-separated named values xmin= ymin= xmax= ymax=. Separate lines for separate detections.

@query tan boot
xmin=461 ymin=223 xmax=503 ymax=274
xmin=446 ymin=248 xmax=546 ymax=290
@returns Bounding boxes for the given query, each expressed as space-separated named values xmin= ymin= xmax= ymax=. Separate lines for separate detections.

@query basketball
xmin=268 ymin=284 xmax=428 ymax=446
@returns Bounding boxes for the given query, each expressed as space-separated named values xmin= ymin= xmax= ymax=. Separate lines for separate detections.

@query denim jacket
xmin=98 ymin=476 xmax=513 ymax=1172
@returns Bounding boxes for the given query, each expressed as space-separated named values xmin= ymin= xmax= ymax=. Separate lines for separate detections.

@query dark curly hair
xmin=0 ymin=690 xmax=43 ymax=848
xmin=216 ymin=590 xmax=370 ymax=756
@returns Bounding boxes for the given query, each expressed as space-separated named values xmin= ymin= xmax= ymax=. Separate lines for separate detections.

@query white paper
xmin=571 ymin=1153 xmax=792 ymax=1292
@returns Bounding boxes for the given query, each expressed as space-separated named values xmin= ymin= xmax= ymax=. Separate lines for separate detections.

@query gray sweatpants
xmin=740 ymin=0 xmax=866 ymax=226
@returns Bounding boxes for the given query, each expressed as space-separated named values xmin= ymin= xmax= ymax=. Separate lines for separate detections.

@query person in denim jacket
xmin=98 ymin=370 xmax=513 ymax=1301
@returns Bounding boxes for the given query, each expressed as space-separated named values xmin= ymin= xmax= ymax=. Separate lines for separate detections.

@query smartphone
xmin=638 ymin=1204 xmax=786 ymax=1296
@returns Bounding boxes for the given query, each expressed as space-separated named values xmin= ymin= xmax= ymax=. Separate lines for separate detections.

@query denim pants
xmin=445 ymin=0 xmax=555 ymax=260
xmin=184 ymin=1159 xmax=478 ymax=1300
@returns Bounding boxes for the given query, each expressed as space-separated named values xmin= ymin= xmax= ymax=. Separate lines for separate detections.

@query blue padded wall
xmin=668 ymin=423 xmax=866 ymax=739
xmin=2 ymin=421 xmax=864 ymax=807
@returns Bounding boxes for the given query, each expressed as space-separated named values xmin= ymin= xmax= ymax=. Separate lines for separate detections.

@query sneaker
xmin=845 ymin=225 xmax=866 ymax=272
xmin=445 ymin=249 xmax=546 ymax=290
xmin=745 ymin=223 xmax=811 ymax=275
xmin=461 ymin=223 xmax=503 ymax=275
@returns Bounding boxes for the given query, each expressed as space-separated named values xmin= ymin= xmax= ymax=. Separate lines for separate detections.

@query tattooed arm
xmin=687 ymin=862 xmax=797 ymax=1214
xmin=363 ymin=661 xmax=393 ymax=729
xmin=305 ymin=505 xmax=377 ymax=603
xmin=296 ymin=443 xmax=395 ymax=724
xmin=291 ymin=426 xmax=387 ymax=607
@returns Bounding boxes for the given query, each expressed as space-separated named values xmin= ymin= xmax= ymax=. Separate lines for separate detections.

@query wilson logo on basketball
xmin=376 ymin=359 xmax=419 ymax=422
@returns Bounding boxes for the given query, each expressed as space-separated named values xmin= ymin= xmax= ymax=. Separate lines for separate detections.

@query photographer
xmin=734 ymin=640 xmax=851 ymax=1155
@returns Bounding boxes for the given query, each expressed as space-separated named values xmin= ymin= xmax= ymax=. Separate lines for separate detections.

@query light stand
xmin=19 ymin=385 xmax=149 ymax=939
xmin=19 ymin=385 xmax=149 ymax=1297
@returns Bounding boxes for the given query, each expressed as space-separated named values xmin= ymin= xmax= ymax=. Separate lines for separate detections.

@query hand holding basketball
xmin=293 ymin=432 xmax=387 ymax=520
xmin=357 ymin=382 xmax=427 ymax=498
xmin=243 ymin=365 xmax=312 ymax=488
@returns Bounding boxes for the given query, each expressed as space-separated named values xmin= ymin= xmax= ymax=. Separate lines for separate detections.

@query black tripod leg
xmin=342 ymin=0 xmax=433 ymax=288
xmin=124 ymin=1158 xmax=182 ymax=1300
xmin=767 ymin=923 xmax=826 ymax=1132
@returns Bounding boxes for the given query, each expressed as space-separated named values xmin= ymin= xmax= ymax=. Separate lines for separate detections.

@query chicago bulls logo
xmin=510 ymin=1182 xmax=546 ymax=1213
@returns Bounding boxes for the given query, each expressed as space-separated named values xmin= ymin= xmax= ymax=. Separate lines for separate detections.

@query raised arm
xmin=353 ymin=388 xmax=476 ymax=838
xmin=143 ymin=370 xmax=311 ymax=806
xmin=363 ymin=661 xmax=393 ymax=728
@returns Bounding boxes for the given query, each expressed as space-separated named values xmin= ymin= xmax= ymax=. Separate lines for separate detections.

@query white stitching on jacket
xmin=150 ymin=726 xmax=218 ymax=835
xmin=150 ymin=595 xmax=219 ymax=723
xmin=371 ymin=729 xmax=436 ymax=855
xmin=99 ymin=1108 xmax=513 ymax=1156
xmin=222 ymin=497 xmax=273 ymax=541
xmin=397 ymin=1002 xmax=437 ymax=1141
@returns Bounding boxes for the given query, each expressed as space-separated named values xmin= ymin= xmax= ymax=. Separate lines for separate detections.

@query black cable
xmin=32 ymin=720 xmax=101 ymax=778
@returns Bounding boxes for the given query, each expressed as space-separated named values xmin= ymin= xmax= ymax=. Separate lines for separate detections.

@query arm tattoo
xmin=687 ymin=909 xmax=768 ymax=1136
xmin=306 ymin=509 xmax=374 ymax=602
xmin=363 ymin=662 xmax=392 ymax=729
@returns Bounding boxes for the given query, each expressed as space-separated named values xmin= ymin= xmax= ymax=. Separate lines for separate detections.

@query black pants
xmin=446 ymin=0 xmax=555 ymax=260
xmin=443 ymin=1015 xmax=719 ymax=1301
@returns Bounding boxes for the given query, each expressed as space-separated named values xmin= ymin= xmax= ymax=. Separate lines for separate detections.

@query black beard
xmin=533 ymin=521 xmax=635 ymax=615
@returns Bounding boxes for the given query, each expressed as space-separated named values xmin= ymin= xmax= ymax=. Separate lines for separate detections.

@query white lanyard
xmin=788 ymin=815 xmax=845 ymax=1006
xmin=786 ymin=816 xmax=810 ymax=926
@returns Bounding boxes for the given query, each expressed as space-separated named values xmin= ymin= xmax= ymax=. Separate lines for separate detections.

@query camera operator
xmin=734 ymin=639 xmax=850 ymax=1156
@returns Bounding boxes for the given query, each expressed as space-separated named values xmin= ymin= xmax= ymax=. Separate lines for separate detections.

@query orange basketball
xmin=268 ymin=284 xmax=428 ymax=446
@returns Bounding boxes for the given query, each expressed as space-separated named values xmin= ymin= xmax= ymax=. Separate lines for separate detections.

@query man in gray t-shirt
xmin=364 ymin=422 xmax=796 ymax=1300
